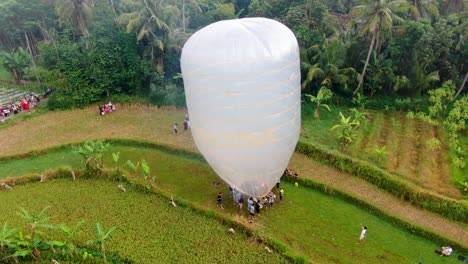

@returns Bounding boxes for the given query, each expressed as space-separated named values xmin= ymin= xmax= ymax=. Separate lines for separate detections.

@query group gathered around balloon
xmin=0 ymin=94 xmax=40 ymax=120
xmin=217 ymin=168 xmax=299 ymax=220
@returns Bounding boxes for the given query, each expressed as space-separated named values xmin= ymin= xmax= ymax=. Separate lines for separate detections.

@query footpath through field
xmin=0 ymin=105 xmax=466 ymax=246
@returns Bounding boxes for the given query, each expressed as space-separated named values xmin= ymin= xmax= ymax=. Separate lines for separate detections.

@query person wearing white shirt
xmin=359 ymin=224 xmax=367 ymax=243
xmin=441 ymin=246 xmax=453 ymax=256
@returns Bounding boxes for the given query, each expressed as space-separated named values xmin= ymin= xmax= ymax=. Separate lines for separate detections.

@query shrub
xmin=47 ymin=92 xmax=76 ymax=111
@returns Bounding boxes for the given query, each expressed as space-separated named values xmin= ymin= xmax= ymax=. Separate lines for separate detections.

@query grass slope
xmin=0 ymin=178 xmax=287 ymax=264
xmin=0 ymin=146 xmax=462 ymax=263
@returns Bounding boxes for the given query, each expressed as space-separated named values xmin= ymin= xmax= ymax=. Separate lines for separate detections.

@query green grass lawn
xmin=0 ymin=145 xmax=462 ymax=263
xmin=0 ymin=178 xmax=286 ymax=264
xmin=0 ymin=151 xmax=82 ymax=179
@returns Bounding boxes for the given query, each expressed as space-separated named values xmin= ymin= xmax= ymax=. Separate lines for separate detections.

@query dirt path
xmin=1 ymin=105 xmax=466 ymax=246
xmin=289 ymin=152 xmax=468 ymax=246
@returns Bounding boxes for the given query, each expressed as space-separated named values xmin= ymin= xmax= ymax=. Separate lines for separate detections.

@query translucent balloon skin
xmin=181 ymin=18 xmax=301 ymax=197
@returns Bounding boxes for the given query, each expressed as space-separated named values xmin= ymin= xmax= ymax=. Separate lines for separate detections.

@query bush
xmin=149 ymin=83 xmax=186 ymax=109
xmin=47 ymin=92 xmax=76 ymax=111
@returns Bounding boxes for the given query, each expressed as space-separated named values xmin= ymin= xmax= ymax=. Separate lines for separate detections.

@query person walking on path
xmin=359 ymin=224 xmax=367 ymax=244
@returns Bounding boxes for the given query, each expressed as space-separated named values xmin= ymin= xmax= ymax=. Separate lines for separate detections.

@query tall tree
xmin=118 ymin=0 xmax=171 ymax=75
xmin=440 ymin=0 xmax=466 ymax=16
xmin=301 ymin=37 xmax=359 ymax=93
xmin=55 ymin=0 xmax=95 ymax=37
xmin=182 ymin=0 xmax=202 ymax=33
xmin=452 ymin=11 xmax=468 ymax=100
xmin=248 ymin=0 xmax=273 ymax=17
xmin=413 ymin=0 xmax=439 ymax=20
xmin=0 ymin=0 xmax=56 ymax=50
xmin=351 ymin=0 xmax=411 ymax=95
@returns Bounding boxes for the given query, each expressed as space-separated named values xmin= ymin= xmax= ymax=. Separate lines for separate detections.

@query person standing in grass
xmin=173 ymin=123 xmax=178 ymax=135
xmin=238 ymin=195 xmax=244 ymax=211
xmin=217 ymin=192 xmax=224 ymax=209
xmin=249 ymin=200 xmax=255 ymax=219
xmin=247 ymin=197 xmax=254 ymax=214
xmin=232 ymin=188 xmax=238 ymax=205
xmin=359 ymin=224 xmax=367 ymax=244
xmin=279 ymin=188 xmax=284 ymax=201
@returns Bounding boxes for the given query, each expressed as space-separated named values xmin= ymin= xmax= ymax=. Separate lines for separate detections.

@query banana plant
xmin=0 ymin=223 xmax=18 ymax=260
xmin=141 ymin=159 xmax=154 ymax=190
xmin=53 ymin=220 xmax=85 ymax=259
xmin=331 ymin=112 xmax=360 ymax=148
xmin=372 ymin=145 xmax=390 ymax=164
xmin=304 ymin=86 xmax=333 ymax=120
xmin=88 ymin=223 xmax=115 ymax=263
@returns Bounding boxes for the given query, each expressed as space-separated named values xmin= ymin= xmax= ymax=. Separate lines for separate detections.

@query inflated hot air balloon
xmin=181 ymin=18 xmax=300 ymax=197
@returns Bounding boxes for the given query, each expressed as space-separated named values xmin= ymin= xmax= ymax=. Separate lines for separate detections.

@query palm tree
xmin=118 ymin=0 xmax=171 ymax=75
xmin=451 ymin=11 xmax=468 ymax=100
xmin=301 ymin=37 xmax=359 ymax=93
xmin=413 ymin=0 xmax=440 ymax=20
xmin=55 ymin=0 xmax=94 ymax=37
xmin=440 ymin=0 xmax=466 ymax=16
xmin=181 ymin=0 xmax=202 ymax=33
xmin=351 ymin=0 xmax=412 ymax=95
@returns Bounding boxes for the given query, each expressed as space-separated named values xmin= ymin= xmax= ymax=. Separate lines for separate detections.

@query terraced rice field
xmin=301 ymin=107 xmax=461 ymax=199
xmin=0 ymin=145 xmax=464 ymax=263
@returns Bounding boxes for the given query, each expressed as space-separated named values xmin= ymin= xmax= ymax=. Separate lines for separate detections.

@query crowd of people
xmin=216 ymin=168 xmax=299 ymax=219
xmin=217 ymin=186 xmax=281 ymax=220
xmin=0 ymin=94 xmax=40 ymax=120
xmin=98 ymin=102 xmax=116 ymax=116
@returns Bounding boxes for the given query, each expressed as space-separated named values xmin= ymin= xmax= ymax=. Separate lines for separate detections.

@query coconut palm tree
xmin=55 ymin=0 xmax=94 ymax=37
xmin=450 ymin=11 xmax=467 ymax=100
xmin=440 ymin=0 xmax=466 ymax=16
xmin=351 ymin=0 xmax=412 ymax=95
xmin=118 ymin=0 xmax=171 ymax=75
xmin=301 ymin=37 xmax=359 ymax=94
xmin=413 ymin=0 xmax=440 ymax=20
xmin=181 ymin=0 xmax=202 ymax=33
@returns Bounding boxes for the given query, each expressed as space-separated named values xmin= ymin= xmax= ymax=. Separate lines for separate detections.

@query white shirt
xmin=360 ymin=228 xmax=367 ymax=238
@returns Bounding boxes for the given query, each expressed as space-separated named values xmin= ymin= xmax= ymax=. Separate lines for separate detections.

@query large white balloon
xmin=181 ymin=18 xmax=300 ymax=197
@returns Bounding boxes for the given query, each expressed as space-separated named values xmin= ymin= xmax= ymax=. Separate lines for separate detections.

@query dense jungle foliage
xmin=0 ymin=0 xmax=466 ymax=108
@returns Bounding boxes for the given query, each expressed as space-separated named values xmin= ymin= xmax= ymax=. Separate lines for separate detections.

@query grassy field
xmin=0 ymin=103 xmax=461 ymax=200
xmin=301 ymin=104 xmax=461 ymax=199
xmin=0 ymin=145 xmax=463 ymax=263
xmin=0 ymin=151 xmax=82 ymax=179
xmin=0 ymin=178 xmax=287 ymax=264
